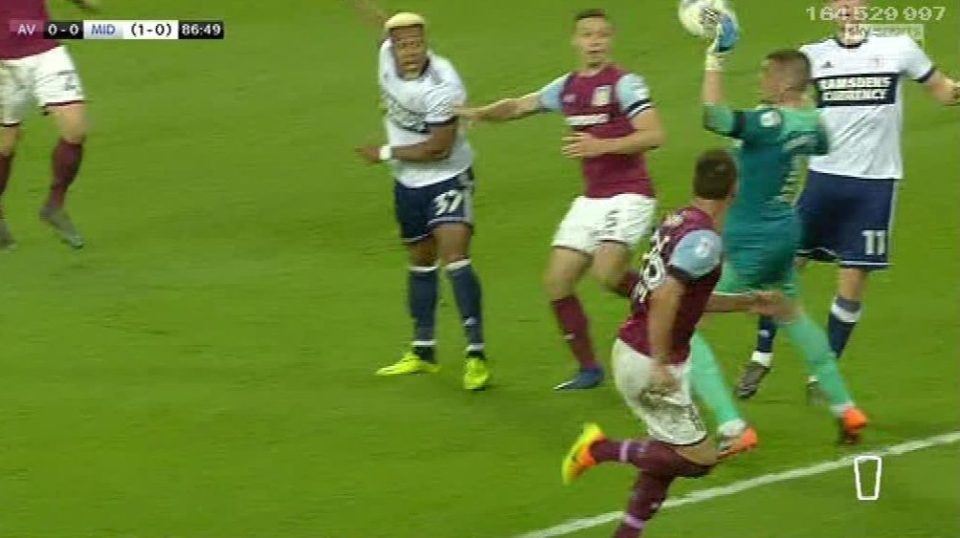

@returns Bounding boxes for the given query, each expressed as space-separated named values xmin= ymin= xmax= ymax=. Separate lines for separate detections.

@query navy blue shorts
xmin=394 ymin=168 xmax=475 ymax=244
xmin=796 ymin=170 xmax=898 ymax=270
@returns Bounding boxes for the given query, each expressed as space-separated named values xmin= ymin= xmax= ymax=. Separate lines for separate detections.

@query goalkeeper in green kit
xmin=691 ymin=41 xmax=869 ymax=445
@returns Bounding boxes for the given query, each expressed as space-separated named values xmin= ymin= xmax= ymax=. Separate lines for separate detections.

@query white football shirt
xmin=801 ymin=34 xmax=935 ymax=180
xmin=378 ymin=40 xmax=473 ymax=188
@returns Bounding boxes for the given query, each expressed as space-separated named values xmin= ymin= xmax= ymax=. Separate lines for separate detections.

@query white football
xmin=678 ymin=0 xmax=734 ymax=39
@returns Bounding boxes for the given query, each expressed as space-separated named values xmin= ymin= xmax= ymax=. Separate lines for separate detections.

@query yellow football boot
xmin=463 ymin=357 xmax=491 ymax=391
xmin=375 ymin=351 xmax=440 ymax=376
xmin=561 ymin=423 xmax=606 ymax=485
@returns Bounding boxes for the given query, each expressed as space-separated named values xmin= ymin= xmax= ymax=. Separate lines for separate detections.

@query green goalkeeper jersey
xmin=703 ymin=103 xmax=829 ymax=286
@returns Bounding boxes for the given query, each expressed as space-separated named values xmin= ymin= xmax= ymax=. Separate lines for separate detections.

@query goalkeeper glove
xmin=705 ymin=12 xmax=740 ymax=71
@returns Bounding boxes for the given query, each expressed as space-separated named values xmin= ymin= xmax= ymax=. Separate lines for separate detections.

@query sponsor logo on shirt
xmin=565 ymin=113 xmax=610 ymax=127
xmin=814 ymin=73 xmax=899 ymax=107
xmin=760 ymin=110 xmax=782 ymax=128
xmin=592 ymin=85 xmax=612 ymax=107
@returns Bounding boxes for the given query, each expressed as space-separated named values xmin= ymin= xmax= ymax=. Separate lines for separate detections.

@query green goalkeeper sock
xmin=782 ymin=313 xmax=854 ymax=415
xmin=690 ymin=332 xmax=745 ymax=436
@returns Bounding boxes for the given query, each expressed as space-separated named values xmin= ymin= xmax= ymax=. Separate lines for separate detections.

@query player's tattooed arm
xmin=705 ymin=290 xmax=790 ymax=314
xmin=565 ymin=108 xmax=666 ymax=158
xmin=923 ymin=71 xmax=960 ymax=106
xmin=706 ymin=291 xmax=789 ymax=318
xmin=458 ymin=93 xmax=543 ymax=123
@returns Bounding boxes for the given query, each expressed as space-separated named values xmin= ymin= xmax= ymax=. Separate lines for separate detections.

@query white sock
xmin=751 ymin=351 xmax=773 ymax=368
xmin=718 ymin=418 xmax=747 ymax=438
xmin=830 ymin=402 xmax=854 ymax=418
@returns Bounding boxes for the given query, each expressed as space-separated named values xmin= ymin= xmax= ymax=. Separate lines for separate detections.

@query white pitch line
xmin=514 ymin=431 xmax=960 ymax=538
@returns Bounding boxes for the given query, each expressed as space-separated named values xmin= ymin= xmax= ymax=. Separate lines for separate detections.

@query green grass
xmin=0 ymin=1 xmax=957 ymax=537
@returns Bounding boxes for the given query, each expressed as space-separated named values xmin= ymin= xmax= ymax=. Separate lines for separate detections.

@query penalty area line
xmin=512 ymin=430 xmax=960 ymax=538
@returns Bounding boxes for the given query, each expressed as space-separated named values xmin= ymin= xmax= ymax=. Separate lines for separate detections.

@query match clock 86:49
xmin=178 ymin=20 xmax=225 ymax=40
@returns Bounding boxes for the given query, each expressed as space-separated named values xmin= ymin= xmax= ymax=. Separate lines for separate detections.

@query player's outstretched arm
xmin=897 ymin=36 xmax=960 ymax=106
xmin=700 ymin=14 xmax=742 ymax=137
xmin=349 ymin=0 xmax=389 ymax=31
xmin=706 ymin=291 xmax=789 ymax=319
xmin=702 ymin=68 xmax=724 ymax=105
xmin=923 ymin=71 xmax=960 ymax=106
xmin=565 ymin=108 xmax=666 ymax=158
xmin=458 ymin=93 xmax=543 ymax=123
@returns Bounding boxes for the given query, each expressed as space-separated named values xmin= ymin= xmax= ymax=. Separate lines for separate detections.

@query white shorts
xmin=611 ymin=338 xmax=708 ymax=446
xmin=551 ymin=193 xmax=656 ymax=255
xmin=0 ymin=46 xmax=85 ymax=126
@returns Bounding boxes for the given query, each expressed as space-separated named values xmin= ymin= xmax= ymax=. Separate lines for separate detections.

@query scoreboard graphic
xmin=8 ymin=20 xmax=225 ymax=40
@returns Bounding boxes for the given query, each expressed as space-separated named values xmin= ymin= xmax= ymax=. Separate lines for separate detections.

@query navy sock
xmin=409 ymin=266 xmax=438 ymax=361
xmin=827 ymin=296 xmax=862 ymax=358
xmin=756 ymin=316 xmax=778 ymax=354
xmin=446 ymin=259 xmax=485 ymax=357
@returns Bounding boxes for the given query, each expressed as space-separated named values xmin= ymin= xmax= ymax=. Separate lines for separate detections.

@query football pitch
xmin=0 ymin=1 xmax=958 ymax=537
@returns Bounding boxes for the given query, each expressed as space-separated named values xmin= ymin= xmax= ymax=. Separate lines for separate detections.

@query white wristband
xmin=705 ymin=53 xmax=725 ymax=72
xmin=379 ymin=145 xmax=393 ymax=162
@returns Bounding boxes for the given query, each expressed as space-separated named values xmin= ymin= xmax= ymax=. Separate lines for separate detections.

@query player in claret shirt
xmin=459 ymin=9 xmax=666 ymax=390
xmin=561 ymin=150 xmax=786 ymax=538
xmin=0 ymin=0 xmax=98 ymax=249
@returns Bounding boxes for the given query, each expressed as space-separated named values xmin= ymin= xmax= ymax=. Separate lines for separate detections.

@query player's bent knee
xmin=838 ymin=267 xmax=869 ymax=301
xmin=433 ymin=223 xmax=472 ymax=262
xmin=406 ymin=239 xmax=437 ymax=267
xmin=49 ymin=104 xmax=88 ymax=144
xmin=59 ymin=123 xmax=87 ymax=145
xmin=592 ymin=264 xmax=626 ymax=292
xmin=543 ymin=270 xmax=576 ymax=300
xmin=592 ymin=243 xmax=630 ymax=290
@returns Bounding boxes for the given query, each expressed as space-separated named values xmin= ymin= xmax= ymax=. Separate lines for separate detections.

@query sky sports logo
xmin=843 ymin=23 xmax=926 ymax=45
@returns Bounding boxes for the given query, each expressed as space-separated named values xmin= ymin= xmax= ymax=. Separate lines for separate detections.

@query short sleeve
xmin=735 ymin=108 xmax=785 ymax=145
xmin=615 ymin=73 xmax=653 ymax=118
xmin=539 ymin=74 xmax=568 ymax=112
xmin=897 ymin=35 xmax=936 ymax=83
xmin=668 ymin=230 xmax=722 ymax=283
xmin=703 ymin=104 xmax=737 ymax=137
xmin=424 ymin=85 xmax=459 ymax=126
xmin=704 ymin=105 xmax=783 ymax=145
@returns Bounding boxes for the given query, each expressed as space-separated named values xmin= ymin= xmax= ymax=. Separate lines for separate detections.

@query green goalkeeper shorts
xmin=715 ymin=260 xmax=799 ymax=298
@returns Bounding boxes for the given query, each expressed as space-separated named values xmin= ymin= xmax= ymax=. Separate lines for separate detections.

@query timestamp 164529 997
xmin=806 ymin=5 xmax=947 ymax=22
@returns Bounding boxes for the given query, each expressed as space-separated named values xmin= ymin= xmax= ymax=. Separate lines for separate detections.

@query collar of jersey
xmin=832 ymin=33 xmax=869 ymax=49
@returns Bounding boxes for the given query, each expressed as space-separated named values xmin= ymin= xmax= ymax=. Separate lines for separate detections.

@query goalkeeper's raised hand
xmin=705 ymin=11 xmax=740 ymax=71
